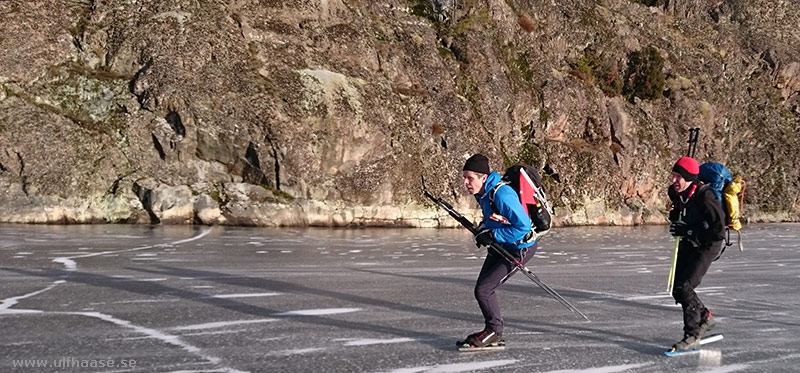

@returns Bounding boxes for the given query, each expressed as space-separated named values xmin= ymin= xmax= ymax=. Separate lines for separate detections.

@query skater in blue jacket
xmin=458 ymin=154 xmax=537 ymax=348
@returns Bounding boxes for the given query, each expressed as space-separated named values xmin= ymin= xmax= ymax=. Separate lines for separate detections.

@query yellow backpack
xmin=722 ymin=176 xmax=745 ymax=231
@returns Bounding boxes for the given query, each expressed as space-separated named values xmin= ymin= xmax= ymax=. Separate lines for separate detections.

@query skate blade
xmin=664 ymin=334 xmax=723 ymax=356
xmin=457 ymin=342 xmax=506 ymax=352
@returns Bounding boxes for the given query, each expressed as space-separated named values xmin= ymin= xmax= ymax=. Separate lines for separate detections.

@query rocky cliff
xmin=1 ymin=0 xmax=798 ymax=227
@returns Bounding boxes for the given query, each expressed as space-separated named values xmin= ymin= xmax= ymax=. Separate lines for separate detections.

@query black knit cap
xmin=463 ymin=154 xmax=490 ymax=175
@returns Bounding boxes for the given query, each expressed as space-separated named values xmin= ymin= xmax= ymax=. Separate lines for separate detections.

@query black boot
xmin=457 ymin=328 xmax=503 ymax=348
xmin=698 ymin=311 xmax=717 ymax=337
xmin=671 ymin=334 xmax=699 ymax=352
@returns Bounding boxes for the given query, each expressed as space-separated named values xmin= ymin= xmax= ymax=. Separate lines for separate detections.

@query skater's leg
xmin=672 ymin=241 xmax=722 ymax=337
xmin=474 ymin=251 xmax=515 ymax=334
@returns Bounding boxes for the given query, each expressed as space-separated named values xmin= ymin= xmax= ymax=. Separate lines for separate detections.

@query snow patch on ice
xmin=335 ymin=337 xmax=417 ymax=346
xmin=275 ymin=308 xmax=361 ymax=316
xmin=53 ymin=258 xmax=77 ymax=271
xmin=625 ymin=293 xmax=673 ymax=301
xmin=539 ymin=362 xmax=651 ymax=373
xmin=379 ymin=359 xmax=518 ymax=373
xmin=268 ymin=348 xmax=326 ymax=356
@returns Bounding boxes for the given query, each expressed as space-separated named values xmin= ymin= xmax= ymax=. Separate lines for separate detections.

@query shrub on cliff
xmin=623 ymin=46 xmax=666 ymax=101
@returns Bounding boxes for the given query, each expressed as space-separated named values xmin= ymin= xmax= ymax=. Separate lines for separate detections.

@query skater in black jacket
xmin=667 ymin=157 xmax=726 ymax=351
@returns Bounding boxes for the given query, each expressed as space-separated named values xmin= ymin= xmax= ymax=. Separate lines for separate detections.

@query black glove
xmin=474 ymin=229 xmax=494 ymax=247
xmin=668 ymin=209 xmax=680 ymax=222
xmin=669 ymin=221 xmax=693 ymax=237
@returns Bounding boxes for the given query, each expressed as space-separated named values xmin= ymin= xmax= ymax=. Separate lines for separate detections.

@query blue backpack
xmin=698 ymin=162 xmax=732 ymax=201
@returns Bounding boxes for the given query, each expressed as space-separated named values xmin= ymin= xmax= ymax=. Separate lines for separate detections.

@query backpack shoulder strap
xmin=488 ymin=181 xmax=510 ymax=215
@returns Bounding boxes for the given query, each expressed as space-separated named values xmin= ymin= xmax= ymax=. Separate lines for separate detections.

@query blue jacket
xmin=476 ymin=172 xmax=536 ymax=251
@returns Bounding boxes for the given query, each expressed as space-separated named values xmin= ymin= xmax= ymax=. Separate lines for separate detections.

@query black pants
xmin=474 ymin=243 xmax=537 ymax=334
xmin=671 ymin=239 xmax=723 ymax=336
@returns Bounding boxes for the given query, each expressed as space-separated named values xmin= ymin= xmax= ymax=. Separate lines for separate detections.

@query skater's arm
xmin=489 ymin=185 xmax=532 ymax=244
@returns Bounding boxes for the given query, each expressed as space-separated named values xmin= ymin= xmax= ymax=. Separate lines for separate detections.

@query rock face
xmin=1 ymin=0 xmax=798 ymax=226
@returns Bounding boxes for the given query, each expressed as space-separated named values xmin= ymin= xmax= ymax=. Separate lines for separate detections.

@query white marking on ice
xmin=206 ymin=293 xmax=280 ymax=299
xmin=275 ymin=308 xmax=361 ymax=316
xmin=268 ymin=348 xmax=326 ymax=356
xmin=171 ymin=319 xmax=277 ymax=331
xmin=139 ymin=278 xmax=168 ymax=282
xmin=280 ymin=250 xmax=293 ymax=253
xmin=15 ymin=252 xmax=33 ymax=255
xmin=379 ymin=359 xmax=518 ymax=373
xmin=60 ymin=311 xmax=247 ymax=372
xmin=336 ymin=337 xmax=417 ymax=346
xmin=51 ymin=228 xmax=212 ymax=271
xmin=699 ymin=364 xmax=750 ymax=373
xmin=539 ymin=362 xmax=651 ymax=373
xmin=256 ymin=251 xmax=267 ymax=254
xmin=190 ymin=285 xmax=215 ymax=289
xmin=136 ymin=253 xmax=159 ymax=257
xmin=0 ymin=280 xmax=64 ymax=313
xmin=113 ymin=299 xmax=179 ymax=304
xmin=180 ymin=329 xmax=246 ymax=337
xmin=625 ymin=294 xmax=673 ymax=301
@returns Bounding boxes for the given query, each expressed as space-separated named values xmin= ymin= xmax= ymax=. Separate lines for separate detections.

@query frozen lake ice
xmin=1 ymin=223 xmax=798 ymax=372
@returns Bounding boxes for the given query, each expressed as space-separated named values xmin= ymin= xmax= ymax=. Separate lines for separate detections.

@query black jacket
xmin=668 ymin=182 xmax=725 ymax=243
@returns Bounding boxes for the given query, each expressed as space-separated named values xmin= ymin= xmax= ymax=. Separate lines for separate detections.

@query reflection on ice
xmin=698 ymin=348 xmax=722 ymax=367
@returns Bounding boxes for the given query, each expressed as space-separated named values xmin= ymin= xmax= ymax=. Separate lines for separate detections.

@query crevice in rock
xmin=165 ymin=111 xmax=185 ymax=137
xmin=242 ymin=141 xmax=269 ymax=186
xmin=244 ymin=141 xmax=261 ymax=170
xmin=263 ymin=126 xmax=282 ymax=190
xmin=108 ymin=178 xmax=120 ymax=195
xmin=129 ymin=58 xmax=154 ymax=111
xmin=440 ymin=137 xmax=447 ymax=149
xmin=132 ymin=182 xmax=160 ymax=224
xmin=272 ymin=145 xmax=281 ymax=190
xmin=543 ymin=163 xmax=560 ymax=183
xmin=152 ymin=134 xmax=166 ymax=160
xmin=16 ymin=152 xmax=28 ymax=196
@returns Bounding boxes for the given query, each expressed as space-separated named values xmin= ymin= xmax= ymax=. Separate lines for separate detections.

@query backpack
xmin=698 ymin=161 xmax=747 ymax=259
xmin=698 ymin=162 xmax=745 ymax=231
xmin=489 ymin=164 xmax=553 ymax=241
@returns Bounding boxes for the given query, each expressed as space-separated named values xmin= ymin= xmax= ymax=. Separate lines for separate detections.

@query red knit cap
xmin=672 ymin=157 xmax=699 ymax=181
